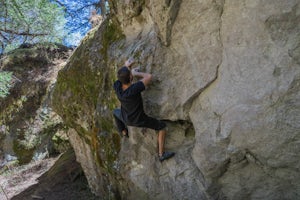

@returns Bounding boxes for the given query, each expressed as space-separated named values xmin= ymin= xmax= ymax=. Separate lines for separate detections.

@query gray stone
xmin=52 ymin=1 xmax=300 ymax=199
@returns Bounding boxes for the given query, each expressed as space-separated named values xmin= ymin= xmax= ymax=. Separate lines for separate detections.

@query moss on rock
xmin=52 ymin=17 xmax=125 ymax=198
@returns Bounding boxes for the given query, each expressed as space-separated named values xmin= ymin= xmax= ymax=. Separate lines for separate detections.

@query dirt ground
xmin=0 ymin=150 xmax=98 ymax=200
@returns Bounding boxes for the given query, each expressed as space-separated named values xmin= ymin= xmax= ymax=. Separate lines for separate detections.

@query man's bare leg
xmin=157 ymin=129 xmax=175 ymax=162
xmin=122 ymin=129 xmax=129 ymax=137
xmin=158 ymin=129 xmax=166 ymax=156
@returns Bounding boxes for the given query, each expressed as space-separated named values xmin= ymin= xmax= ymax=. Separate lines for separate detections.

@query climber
xmin=113 ymin=58 xmax=175 ymax=162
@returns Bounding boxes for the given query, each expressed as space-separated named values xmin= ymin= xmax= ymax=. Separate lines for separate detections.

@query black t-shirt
xmin=113 ymin=80 xmax=146 ymax=125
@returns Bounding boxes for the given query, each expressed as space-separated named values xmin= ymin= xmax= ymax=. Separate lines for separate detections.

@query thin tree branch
xmin=52 ymin=0 xmax=64 ymax=7
xmin=0 ymin=184 xmax=9 ymax=200
xmin=76 ymin=3 xmax=95 ymax=12
xmin=0 ymin=29 xmax=48 ymax=37
xmin=95 ymin=0 xmax=107 ymax=16
xmin=4 ymin=0 xmax=8 ymax=31
xmin=0 ymin=32 xmax=9 ymax=42
xmin=52 ymin=0 xmax=67 ymax=12
xmin=0 ymin=38 xmax=5 ymax=53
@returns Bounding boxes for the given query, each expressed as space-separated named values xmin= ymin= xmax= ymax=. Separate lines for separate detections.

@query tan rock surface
xmin=52 ymin=1 xmax=300 ymax=199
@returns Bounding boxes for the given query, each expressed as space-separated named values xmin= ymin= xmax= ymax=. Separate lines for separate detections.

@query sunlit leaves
xmin=0 ymin=0 xmax=66 ymax=53
xmin=0 ymin=71 xmax=13 ymax=98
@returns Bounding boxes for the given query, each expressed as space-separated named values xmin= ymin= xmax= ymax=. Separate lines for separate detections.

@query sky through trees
xmin=0 ymin=0 xmax=107 ymax=53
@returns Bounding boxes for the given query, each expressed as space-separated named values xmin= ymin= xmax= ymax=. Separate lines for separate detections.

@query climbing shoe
xmin=159 ymin=152 xmax=175 ymax=162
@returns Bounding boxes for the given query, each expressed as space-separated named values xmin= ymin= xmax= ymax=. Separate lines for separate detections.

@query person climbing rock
xmin=113 ymin=58 xmax=175 ymax=162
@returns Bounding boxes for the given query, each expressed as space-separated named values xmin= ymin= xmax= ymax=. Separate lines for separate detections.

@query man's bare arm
xmin=131 ymin=68 xmax=152 ymax=86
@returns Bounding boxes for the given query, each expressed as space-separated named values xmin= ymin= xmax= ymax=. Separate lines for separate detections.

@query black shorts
xmin=114 ymin=109 xmax=166 ymax=131
xmin=133 ymin=116 xmax=166 ymax=131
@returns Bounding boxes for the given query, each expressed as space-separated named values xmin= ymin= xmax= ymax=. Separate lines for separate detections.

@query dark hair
xmin=117 ymin=66 xmax=131 ymax=84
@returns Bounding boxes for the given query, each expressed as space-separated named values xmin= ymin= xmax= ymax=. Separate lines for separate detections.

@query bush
xmin=0 ymin=71 xmax=13 ymax=98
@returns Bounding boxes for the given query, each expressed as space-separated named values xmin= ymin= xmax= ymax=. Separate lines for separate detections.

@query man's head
xmin=117 ymin=66 xmax=132 ymax=84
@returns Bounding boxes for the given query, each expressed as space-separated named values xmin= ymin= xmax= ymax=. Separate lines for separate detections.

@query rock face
xmin=52 ymin=1 xmax=300 ymax=200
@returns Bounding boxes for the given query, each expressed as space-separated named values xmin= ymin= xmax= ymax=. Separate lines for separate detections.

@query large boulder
xmin=52 ymin=1 xmax=300 ymax=199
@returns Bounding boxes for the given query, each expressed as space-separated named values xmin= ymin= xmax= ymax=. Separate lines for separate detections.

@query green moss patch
xmin=52 ymin=18 xmax=124 ymax=175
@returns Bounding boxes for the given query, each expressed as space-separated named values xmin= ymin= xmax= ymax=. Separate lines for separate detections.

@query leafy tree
xmin=0 ymin=0 xmax=66 ymax=53
xmin=0 ymin=71 xmax=12 ymax=98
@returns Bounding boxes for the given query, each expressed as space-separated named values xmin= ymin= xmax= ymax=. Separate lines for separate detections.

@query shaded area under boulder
xmin=11 ymin=149 xmax=97 ymax=200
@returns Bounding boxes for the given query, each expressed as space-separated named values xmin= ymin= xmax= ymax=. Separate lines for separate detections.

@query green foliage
xmin=0 ymin=71 xmax=13 ymax=98
xmin=0 ymin=0 xmax=66 ymax=53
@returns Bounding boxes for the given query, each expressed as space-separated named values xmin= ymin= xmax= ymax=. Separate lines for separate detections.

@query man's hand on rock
xmin=131 ymin=67 xmax=140 ymax=76
xmin=125 ymin=57 xmax=135 ymax=69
